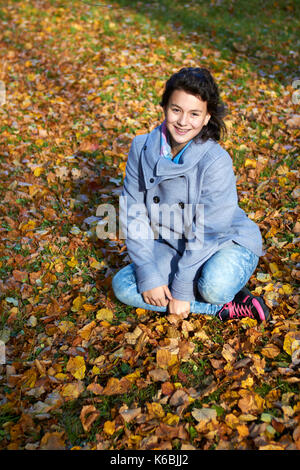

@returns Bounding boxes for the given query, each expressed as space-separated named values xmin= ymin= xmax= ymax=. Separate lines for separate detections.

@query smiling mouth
xmin=174 ymin=127 xmax=190 ymax=135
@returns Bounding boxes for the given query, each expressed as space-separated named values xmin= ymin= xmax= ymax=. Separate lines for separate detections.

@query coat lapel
xmin=141 ymin=124 xmax=216 ymax=189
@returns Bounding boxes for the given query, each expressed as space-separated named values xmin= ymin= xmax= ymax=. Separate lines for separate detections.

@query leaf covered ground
xmin=0 ymin=0 xmax=299 ymax=451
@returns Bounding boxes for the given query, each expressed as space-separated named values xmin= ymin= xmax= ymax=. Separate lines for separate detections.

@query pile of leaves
xmin=0 ymin=0 xmax=299 ymax=450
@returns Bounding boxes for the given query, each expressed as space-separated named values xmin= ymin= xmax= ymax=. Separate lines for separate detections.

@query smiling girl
xmin=112 ymin=67 xmax=270 ymax=322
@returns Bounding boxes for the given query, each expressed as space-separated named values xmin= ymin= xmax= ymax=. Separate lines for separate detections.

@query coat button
xmin=149 ymin=178 xmax=154 ymax=183
xmin=153 ymin=196 xmax=160 ymax=203
xmin=178 ymin=201 xmax=184 ymax=209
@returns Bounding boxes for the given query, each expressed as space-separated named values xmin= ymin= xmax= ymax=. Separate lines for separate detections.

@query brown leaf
xmin=80 ymin=405 xmax=100 ymax=432
xmin=156 ymin=349 xmax=178 ymax=369
xmin=119 ymin=405 xmax=142 ymax=423
xmin=178 ymin=339 xmax=195 ymax=361
xmin=39 ymin=432 xmax=65 ymax=450
xmin=12 ymin=270 xmax=28 ymax=283
xmin=161 ymin=381 xmax=175 ymax=396
xmin=124 ymin=326 xmax=143 ymax=345
xmin=149 ymin=368 xmax=170 ymax=382
xmin=86 ymin=383 xmax=104 ymax=395
xmin=261 ymin=343 xmax=280 ymax=359
xmin=78 ymin=321 xmax=96 ymax=340
xmin=238 ymin=391 xmax=265 ymax=414
xmin=221 ymin=343 xmax=237 ymax=363
xmin=102 ymin=377 xmax=131 ymax=395
xmin=169 ymin=389 xmax=189 ymax=407
xmin=286 ymin=114 xmax=300 ymax=128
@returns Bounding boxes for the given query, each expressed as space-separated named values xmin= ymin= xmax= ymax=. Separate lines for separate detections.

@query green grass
xmin=109 ymin=0 xmax=299 ymax=84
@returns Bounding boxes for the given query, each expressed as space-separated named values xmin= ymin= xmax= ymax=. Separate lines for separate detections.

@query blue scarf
xmin=160 ymin=120 xmax=192 ymax=164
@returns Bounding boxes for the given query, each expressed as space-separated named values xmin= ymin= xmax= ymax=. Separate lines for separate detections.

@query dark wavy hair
xmin=160 ymin=67 xmax=227 ymax=142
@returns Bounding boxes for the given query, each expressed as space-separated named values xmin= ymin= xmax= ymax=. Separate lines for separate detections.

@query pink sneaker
xmin=218 ymin=287 xmax=270 ymax=322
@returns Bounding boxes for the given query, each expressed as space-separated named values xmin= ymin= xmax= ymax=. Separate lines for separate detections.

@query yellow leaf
xmin=58 ymin=321 xmax=75 ymax=333
xmin=66 ymin=356 xmax=86 ymax=380
xmin=67 ymin=256 xmax=78 ymax=268
xmin=91 ymin=366 xmax=100 ymax=375
xmin=104 ymin=420 xmax=115 ymax=435
xmin=20 ymin=219 xmax=36 ymax=232
xmin=241 ymin=376 xmax=254 ymax=388
xmin=90 ymin=259 xmax=106 ymax=270
xmin=61 ymin=381 xmax=84 ymax=400
xmin=245 ymin=158 xmax=256 ymax=168
xmin=82 ymin=304 xmax=96 ymax=312
xmin=278 ymin=176 xmax=287 ymax=187
xmin=128 ymin=435 xmax=142 ymax=447
xmin=280 ymin=284 xmax=293 ymax=295
xmin=33 ymin=167 xmax=44 ymax=176
xmin=269 ymin=263 xmax=279 ymax=274
xmin=263 ymin=283 xmax=274 ymax=292
xmin=71 ymin=295 xmax=86 ymax=312
xmin=265 ymin=226 xmax=278 ymax=238
xmin=163 ymin=412 xmax=179 ymax=426
xmin=21 ymin=368 xmax=37 ymax=389
xmin=283 ymin=332 xmax=298 ymax=356
xmin=124 ymin=370 xmax=140 ymax=383
xmin=136 ymin=308 xmax=147 ymax=316
xmin=147 ymin=402 xmax=165 ymax=419
xmin=54 ymin=373 xmax=68 ymax=381
xmin=239 ymin=144 xmax=248 ymax=151
xmin=96 ymin=308 xmax=114 ymax=322
xmin=119 ymin=161 xmax=126 ymax=177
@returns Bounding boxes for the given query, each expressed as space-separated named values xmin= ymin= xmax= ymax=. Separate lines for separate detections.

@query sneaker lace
xmin=228 ymin=301 xmax=254 ymax=319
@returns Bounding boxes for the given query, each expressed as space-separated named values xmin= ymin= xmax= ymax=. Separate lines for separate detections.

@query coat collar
xmin=141 ymin=124 xmax=217 ymax=189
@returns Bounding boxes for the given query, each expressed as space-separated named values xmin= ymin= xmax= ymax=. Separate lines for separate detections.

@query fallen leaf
xmin=40 ymin=432 xmax=65 ymax=450
xmin=80 ymin=405 xmax=100 ymax=432
xmin=221 ymin=343 xmax=237 ymax=363
xmin=66 ymin=356 xmax=86 ymax=380
xmin=96 ymin=308 xmax=114 ymax=322
xmin=124 ymin=326 xmax=143 ymax=345
xmin=191 ymin=407 xmax=217 ymax=423
xmin=261 ymin=343 xmax=281 ymax=359
xmin=149 ymin=368 xmax=170 ymax=382
xmin=61 ymin=381 xmax=84 ymax=400
xmin=119 ymin=406 xmax=142 ymax=423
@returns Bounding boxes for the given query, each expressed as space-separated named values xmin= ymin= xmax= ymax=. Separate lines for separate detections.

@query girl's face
xmin=164 ymin=89 xmax=211 ymax=151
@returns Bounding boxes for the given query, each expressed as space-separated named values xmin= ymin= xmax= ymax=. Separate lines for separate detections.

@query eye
xmin=192 ymin=112 xmax=200 ymax=117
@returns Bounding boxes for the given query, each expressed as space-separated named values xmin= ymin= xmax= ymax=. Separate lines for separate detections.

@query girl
xmin=112 ymin=67 xmax=270 ymax=322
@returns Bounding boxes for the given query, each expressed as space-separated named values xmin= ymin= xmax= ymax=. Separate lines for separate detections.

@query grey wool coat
xmin=119 ymin=123 xmax=263 ymax=302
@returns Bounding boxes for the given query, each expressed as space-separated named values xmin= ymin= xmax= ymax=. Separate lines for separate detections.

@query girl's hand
xmin=142 ymin=285 xmax=173 ymax=307
xmin=168 ymin=298 xmax=190 ymax=318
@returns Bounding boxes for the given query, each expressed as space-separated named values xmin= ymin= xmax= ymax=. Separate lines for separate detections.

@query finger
xmin=157 ymin=298 xmax=167 ymax=307
xmin=160 ymin=297 xmax=169 ymax=307
xmin=164 ymin=286 xmax=173 ymax=300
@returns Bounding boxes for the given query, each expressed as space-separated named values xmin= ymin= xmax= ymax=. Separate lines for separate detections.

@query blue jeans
xmin=112 ymin=242 xmax=259 ymax=316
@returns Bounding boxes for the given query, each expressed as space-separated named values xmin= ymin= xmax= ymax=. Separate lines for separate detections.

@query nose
xmin=177 ymin=112 xmax=188 ymax=127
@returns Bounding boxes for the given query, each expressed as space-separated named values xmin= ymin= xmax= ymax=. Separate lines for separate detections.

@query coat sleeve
xmin=170 ymin=151 xmax=238 ymax=301
xmin=120 ymin=137 xmax=166 ymax=293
